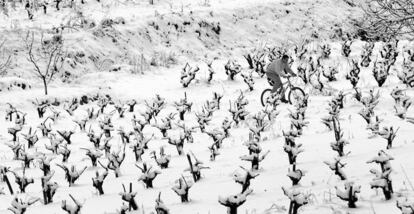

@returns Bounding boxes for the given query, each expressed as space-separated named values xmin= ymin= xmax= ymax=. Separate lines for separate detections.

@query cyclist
xmin=265 ymin=55 xmax=297 ymax=102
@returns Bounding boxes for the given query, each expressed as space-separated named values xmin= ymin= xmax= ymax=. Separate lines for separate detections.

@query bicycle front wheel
xmin=288 ymin=87 xmax=305 ymax=105
xmin=261 ymin=89 xmax=272 ymax=107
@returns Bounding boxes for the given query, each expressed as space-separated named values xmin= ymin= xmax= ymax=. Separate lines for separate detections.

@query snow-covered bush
xmin=391 ymin=87 xmax=412 ymax=119
xmin=283 ymin=129 xmax=303 ymax=165
xmin=172 ymin=176 xmax=193 ymax=203
xmin=167 ymin=134 xmax=186 ymax=155
xmin=241 ymin=72 xmax=254 ymax=91
xmin=367 ymin=150 xmax=393 ymax=200
xmin=358 ymin=89 xmax=380 ymax=124
xmin=341 ymin=40 xmax=352 ymax=57
xmin=206 ymin=60 xmax=215 ymax=83
xmin=218 ymin=189 xmax=252 ymax=214
xmin=211 ymin=92 xmax=223 ymax=110
xmin=375 ymin=126 xmax=398 ymax=149
xmin=56 ymin=164 xmax=87 ymax=187
xmin=42 ymin=171 xmax=58 ymax=204
xmin=282 ymin=187 xmax=309 ymax=214
xmin=92 ymin=169 xmax=108 ymax=195
xmin=151 ymin=147 xmax=171 ymax=169
xmin=244 ymin=50 xmax=266 ymax=77
xmin=195 ymin=108 xmax=212 ymax=133
xmin=240 ymin=149 xmax=269 ymax=171
xmin=250 ymin=112 xmax=269 ymax=141
xmin=335 ymin=182 xmax=361 ymax=208
xmin=180 ymin=63 xmax=200 ymax=87
xmin=399 ymin=60 xmax=414 ymax=87
xmin=396 ymin=198 xmax=414 ymax=214
xmin=130 ymin=134 xmax=151 ymax=162
xmin=224 ymin=59 xmax=242 ymax=80
xmin=287 ymin=166 xmax=305 ymax=186
xmin=360 ymin=42 xmax=374 ymax=67
xmin=322 ymin=66 xmax=338 ymax=82
xmin=289 ymin=109 xmax=308 ymax=136
xmin=136 ymin=163 xmax=161 ymax=188
xmin=367 ymin=115 xmax=383 ymax=135
xmin=11 ymin=168 xmax=34 ymax=193
xmin=233 ymin=166 xmax=259 ymax=192
xmin=346 ymin=60 xmax=360 ymax=88
xmin=228 ymin=91 xmax=249 ymax=126
xmin=296 ymin=62 xmax=310 ymax=84
xmin=119 ymin=183 xmax=138 ymax=211
xmin=9 ymin=196 xmax=39 ymax=214
xmin=321 ymin=100 xmax=340 ymax=131
xmin=373 ymin=60 xmax=391 ymax=87
xmin=154 ymin=192 xmax=169 ymax=214
xmin=206 ymin=128 xmax=226 ymax=149
xmin=320 ymin=43 xmax=331 ymax=59
xmin=174 ymin=92 xmax=193 ymax=120
xmin=153 ymin=113 xmax=176 ymax=137
xmin=101 ymin=146 xmax=126 ymax=177
xmin=330 ymin=118 xmax=349 ymax=157
xmin=324 ymin=157 xmax=347 ymax=180
xmin=380 ymin=41 xmax=399 ymax=67
xmin=22 ymin=127 xmax=39 ymax=148
xmin=185 ymin=153 xmax=209 ymax=182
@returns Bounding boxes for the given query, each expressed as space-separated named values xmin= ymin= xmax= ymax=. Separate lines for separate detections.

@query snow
xmin=0 ymin=0 xmax=414 ymax=214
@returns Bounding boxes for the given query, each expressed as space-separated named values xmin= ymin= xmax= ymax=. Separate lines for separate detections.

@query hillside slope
xmin=0 ymin=0 xmax=361 ymax=84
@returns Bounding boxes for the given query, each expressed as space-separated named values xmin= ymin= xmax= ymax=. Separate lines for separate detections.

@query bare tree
xmin=24 ymin=31 xmax=66 ymax=95
xmin=360 ymin=0 xmax=414 ymax=38
xmin=0 ymin=37 xmax=12 ymax=75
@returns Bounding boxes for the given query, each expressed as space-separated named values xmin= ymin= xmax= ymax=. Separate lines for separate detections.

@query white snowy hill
xmin=0 ymin=0 xmax=414 ymax=214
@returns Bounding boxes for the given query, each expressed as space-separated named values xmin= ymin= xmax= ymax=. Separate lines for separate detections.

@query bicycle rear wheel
xmin=261 ymin=89 xmax=272 ymax=107
xmin=288 ymin=87 xmax=305 ymax=105
xmin=408 ymin=79 xmax=414 ymax=88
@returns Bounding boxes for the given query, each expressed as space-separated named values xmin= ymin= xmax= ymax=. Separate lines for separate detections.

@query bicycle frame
xmin=281 ymin=77 xmax=295 ymax=92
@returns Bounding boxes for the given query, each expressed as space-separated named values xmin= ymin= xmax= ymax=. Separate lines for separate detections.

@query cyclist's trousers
xmin=265 ymin=72 xmax=282 ymax=93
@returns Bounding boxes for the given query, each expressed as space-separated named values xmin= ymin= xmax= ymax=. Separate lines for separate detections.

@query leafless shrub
xmin=0 ymin=37 xmax=12 ymax=76
xmin=129 ymin=53 xmax=149 ymax=74
xmin=89 ymin=55 xmax=114 ymax=72
xmin=24 ymin=31 xmax=66 ymax=95
xmin=360 ymin=0 xmax=414 ymax=39
xmin=150 ymin=51 xmax=177 ymax=68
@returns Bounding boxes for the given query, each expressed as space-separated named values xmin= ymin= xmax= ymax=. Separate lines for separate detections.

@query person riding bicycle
xmin=265 ymin=55 xmax=297 ymax=102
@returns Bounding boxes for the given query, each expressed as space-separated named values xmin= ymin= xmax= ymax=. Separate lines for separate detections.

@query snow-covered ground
xmin=0 ymin=0 xmax=414 ymax=214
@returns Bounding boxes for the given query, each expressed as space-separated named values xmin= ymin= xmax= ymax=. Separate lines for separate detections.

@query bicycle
xmin=261 ymin=76 xmax=305 ymax=106
xmin=406 ymin=75 xmax=414 ymax=88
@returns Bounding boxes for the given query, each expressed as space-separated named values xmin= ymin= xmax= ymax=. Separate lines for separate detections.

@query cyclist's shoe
xmin=281 ymin=97 xmax=289 ymax=104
